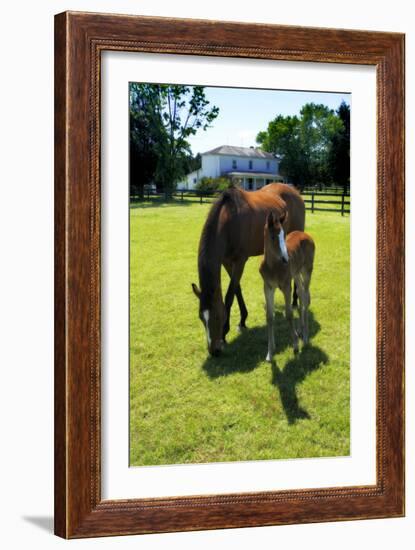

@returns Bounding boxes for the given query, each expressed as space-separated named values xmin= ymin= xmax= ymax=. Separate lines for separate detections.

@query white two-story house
xmin=179 ymin=145 xmax=283 ymax=191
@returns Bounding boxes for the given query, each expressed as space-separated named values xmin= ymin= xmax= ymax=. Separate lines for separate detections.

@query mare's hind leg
xmin=223 ymin=261 xmax=248 ymax=332
xmin=282 ymin=280 xmax=299 ymax=353
xmin=223 ymin=259 xmax=247 ymax=339
xmin=264 ymin=283 xmax=276 ymax=362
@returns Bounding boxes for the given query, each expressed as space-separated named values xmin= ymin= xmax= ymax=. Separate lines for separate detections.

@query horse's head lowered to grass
xmin=192 ymin=283 xmax=225 ymax=356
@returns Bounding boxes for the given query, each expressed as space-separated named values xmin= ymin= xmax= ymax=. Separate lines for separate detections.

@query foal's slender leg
xmin=302 ymin=289 xmax=310 ymax=344
xmin=282 ymin=281 xmax=299 ymax=353
xmin=223 ymin=261 xmax=248 ymax=331
xmin=223 ymin=259 xmax=247 ymax=339
xmin=300 ymin=273 xmax=311 ymax=344
xmin=264 ymin=283 xmax=276 ymax=362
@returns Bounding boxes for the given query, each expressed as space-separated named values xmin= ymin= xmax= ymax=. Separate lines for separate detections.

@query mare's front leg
xmin=292 ymin=282 xmax=299 ymax=309
xmin=223 ymin=260 xmax=248 ymax=333
xmin=282 ymin=280 xmax=299 ymax=353
xmin=264 ymin=282 xmax=276 ymax=362
xmin=235 ymin=286 xmax=248 ymax=331
xmin=223 ymin=259 xmax=246 ymax=340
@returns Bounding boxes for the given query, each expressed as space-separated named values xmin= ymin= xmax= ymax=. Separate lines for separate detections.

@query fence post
xmin=311 ymin=193 xmax=315 ymax=214
xmin=200 ymin=192 xmax=203 ymax=204
xmin=341 ymin=193 xmax=345 ymax=216
xmin=181 ymin=191 xmax=184 ymax=201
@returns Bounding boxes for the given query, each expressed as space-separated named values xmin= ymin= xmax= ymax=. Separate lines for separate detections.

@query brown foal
xmin=259 ymin=211 xmax=315 ymax=362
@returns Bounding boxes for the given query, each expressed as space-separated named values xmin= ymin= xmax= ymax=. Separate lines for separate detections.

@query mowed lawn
xmin=130 ymin=200 xmax=350 ymax=466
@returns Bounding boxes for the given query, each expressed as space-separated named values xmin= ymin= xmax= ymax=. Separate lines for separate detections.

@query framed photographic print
xmin=54 ymin=11 xmax=405 ymax=538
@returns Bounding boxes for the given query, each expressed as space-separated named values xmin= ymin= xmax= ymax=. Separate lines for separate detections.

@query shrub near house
xmin=195 ymin=176 xmax=230 ymax=195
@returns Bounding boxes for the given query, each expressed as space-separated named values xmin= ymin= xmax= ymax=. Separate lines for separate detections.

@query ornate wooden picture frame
xmin=54 ymin=11 xmax=404 ymax=538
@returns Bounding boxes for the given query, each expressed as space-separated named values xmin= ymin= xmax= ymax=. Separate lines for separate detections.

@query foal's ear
xmin=191 ymin=283 xmax=201 ymax=299
xmin=279 ymin=210 xmax=287 ymax=225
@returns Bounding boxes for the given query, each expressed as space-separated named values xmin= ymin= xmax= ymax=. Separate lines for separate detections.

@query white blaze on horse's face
xmin=202 ymin=309 xmax=211 ymax=347
xmin=279 ymin=227 xmax=289 ymax=262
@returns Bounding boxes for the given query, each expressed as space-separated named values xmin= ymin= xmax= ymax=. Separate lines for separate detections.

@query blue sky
xmin=187 ymin=86 xmax=350 ymax=156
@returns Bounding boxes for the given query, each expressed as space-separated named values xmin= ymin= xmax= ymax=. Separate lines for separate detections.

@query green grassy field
xmin=130 ymin=200 xmax=350 ymax=466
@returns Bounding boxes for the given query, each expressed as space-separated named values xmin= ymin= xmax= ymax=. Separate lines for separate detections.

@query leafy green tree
xmin=129 ymin=84 xmax=219 ymax=194
xmin=129 ymin=85 xmax=161 ymax=196
xmin=300 ymin=103 xmax=343 ymax=184
xmin=328 ymin=101 xmax=350 ymax=193
xmin=182 ymin=152 xmax=202 ymax=175
xmin=257 ymin=115 xmax=305 ymax=185
xmin=256 ymin=103 xmax=345 ymax=189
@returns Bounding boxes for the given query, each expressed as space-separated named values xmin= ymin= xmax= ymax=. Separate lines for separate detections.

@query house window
xmin=249 ymin=160 xmax=253 ymax=170
xmin=266 ymin=161 xmax=270 ymax=170
xmin=232 ymin=159 xmax=237 ymax=169
xmin=193 ymin=178 xmax=197 ymax=184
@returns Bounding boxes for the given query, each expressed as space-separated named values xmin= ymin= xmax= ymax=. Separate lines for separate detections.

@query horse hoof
xmin=266 ymin=352 xmax=273 ymax=362
xmin=237 ymin=324 xmax=247 ymax=333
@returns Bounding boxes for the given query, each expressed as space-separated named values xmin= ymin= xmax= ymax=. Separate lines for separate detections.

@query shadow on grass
xmin=202 ymin=309 xmax=327 ymax=423
xmin=202 ymin=309 xmax=321 ymax=378
xmin=271 ymin=345 xmax=329 ymax=424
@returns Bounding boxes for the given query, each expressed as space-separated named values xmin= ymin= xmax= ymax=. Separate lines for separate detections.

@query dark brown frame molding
xmin=54 ymin=11 xmax=405 ymax=538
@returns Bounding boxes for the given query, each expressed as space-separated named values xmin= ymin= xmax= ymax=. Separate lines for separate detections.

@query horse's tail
xmin=262 ymin=183 xmax=305 ymax=232
xmin=281 ymin=187 xmax=305 ymax=232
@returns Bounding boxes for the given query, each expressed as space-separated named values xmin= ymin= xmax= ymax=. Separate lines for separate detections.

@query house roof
xmin=202 ymin=145 xmax=276 ymax=159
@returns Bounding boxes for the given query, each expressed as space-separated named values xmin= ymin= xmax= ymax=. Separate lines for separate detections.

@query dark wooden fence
xmin=302 ymin=192 xmax=350 ymax=216
xmin=302 ymin=185 xmax=349 ymax=195
xmin=131 ymin=189 xmax=219 ymax=204
xmin=131 ymin=188 xmax=350 ymax=215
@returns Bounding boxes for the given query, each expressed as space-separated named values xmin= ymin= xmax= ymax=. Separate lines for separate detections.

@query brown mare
xmin=191 ymin=183 xmax=305 ymax=356
xmin=259 ymin=211 xmax=315 ymax=362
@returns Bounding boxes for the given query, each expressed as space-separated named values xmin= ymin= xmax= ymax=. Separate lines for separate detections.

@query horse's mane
xmin=198 ymin=186 xmax=245 ymax=310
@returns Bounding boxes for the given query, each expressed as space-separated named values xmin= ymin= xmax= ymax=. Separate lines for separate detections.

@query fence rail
xmin=131 ymin=188 xmax=350 ymax=215
xmin=302 ymin=186 xmax=349 ymax=195
xmin=302 ymin=192 xmax=350 ymax=216
xmin=131 ymin=189 xmax=220 ymax=204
